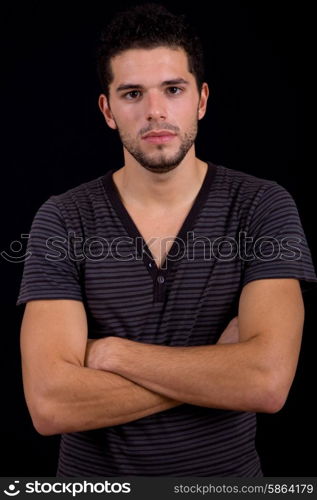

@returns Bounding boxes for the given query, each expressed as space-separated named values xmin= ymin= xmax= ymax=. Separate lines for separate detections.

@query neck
xmin=112 ymin=152 xmax=208 ymax=211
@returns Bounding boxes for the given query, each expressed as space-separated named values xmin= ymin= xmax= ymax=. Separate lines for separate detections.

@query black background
xmin=1 ymin=1 xmax=316 ymax=476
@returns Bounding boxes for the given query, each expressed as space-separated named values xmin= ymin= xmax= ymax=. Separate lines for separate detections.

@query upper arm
xmin=20 ymin=299 xmax=88 ymax=417
xmin=238 ymin=278 xmax=304 ymax=407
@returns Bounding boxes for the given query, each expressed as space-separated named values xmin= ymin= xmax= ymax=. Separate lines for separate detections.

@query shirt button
xmin=148 ymin=263 xmax=152 ymax=268
xmin=157 ymin=275 xmax=165 ymax=284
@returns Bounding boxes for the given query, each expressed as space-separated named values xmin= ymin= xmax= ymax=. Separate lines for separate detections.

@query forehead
xmin=110 ymin=46 xmax=194 ymax=86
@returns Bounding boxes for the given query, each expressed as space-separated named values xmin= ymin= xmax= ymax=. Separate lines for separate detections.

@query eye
xmin=167 ymin=86 xmax=183 ymax=95
xmin=123 ymin=90 xmax=141 ymax=100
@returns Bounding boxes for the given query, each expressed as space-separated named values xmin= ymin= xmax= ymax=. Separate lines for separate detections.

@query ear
xmin=98 ymin=94 xmax=117 ymax=130
xmin=198 ymin=82 xmax=209 ymax=120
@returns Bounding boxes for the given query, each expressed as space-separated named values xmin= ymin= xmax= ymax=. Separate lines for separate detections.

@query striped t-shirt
xmin=17 ymin=161 xmax=317 ymax=476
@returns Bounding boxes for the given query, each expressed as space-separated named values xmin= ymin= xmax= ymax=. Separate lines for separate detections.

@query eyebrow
xmin=116 ymin=78 xmax=190 ymax=93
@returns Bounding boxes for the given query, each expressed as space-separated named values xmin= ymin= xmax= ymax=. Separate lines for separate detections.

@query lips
xmin=142 ymin=130 xmax=176 ymax=138
xmin=143 ymin=135 xmax=176 ymax=144
xmin=142 ymin=131 xmax=177 ymax=144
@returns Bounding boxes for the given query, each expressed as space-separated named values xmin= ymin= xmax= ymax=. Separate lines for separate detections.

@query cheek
xmin=174 ymin=97 xmax=198 ymax=119
xmin=177 ymin=107 xmax=199 ymax=131
xmin=110 ymin=110 xmax=136 ymax=135
xmin=118 ymin=108 xmax=143 ymax=132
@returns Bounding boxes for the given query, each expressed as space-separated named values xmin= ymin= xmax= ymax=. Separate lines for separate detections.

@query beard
xmin=114 ymin=117 xmax=198 ymax=174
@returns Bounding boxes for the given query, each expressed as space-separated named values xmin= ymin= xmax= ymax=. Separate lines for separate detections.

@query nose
xmin=145 ymin=90 xmax=167 ymax=121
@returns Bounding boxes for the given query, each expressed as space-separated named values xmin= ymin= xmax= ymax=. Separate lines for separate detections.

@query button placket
xmin=153 ymin=271 xmax=167 ymax=302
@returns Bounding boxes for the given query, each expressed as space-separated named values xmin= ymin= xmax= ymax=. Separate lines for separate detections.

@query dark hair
xmin=96 ymin=3 xmax=206 ymax=100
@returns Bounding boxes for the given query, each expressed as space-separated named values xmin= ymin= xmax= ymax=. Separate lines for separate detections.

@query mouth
xmin=142 ymin=134 xmax=176 ymax=144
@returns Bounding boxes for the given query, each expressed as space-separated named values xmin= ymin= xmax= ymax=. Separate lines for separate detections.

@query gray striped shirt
xmin=17 ymin=162 xmax=317 ymax=476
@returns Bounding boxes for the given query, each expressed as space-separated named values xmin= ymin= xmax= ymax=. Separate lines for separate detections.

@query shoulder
xmin=211 ymin=163 xmax=296 ymax=210
xmin=50 ymin=175 xmax=106 ymax=211
xmin=30 ymin=174 xmax=109 ymax=237
xmin=37 ymin=174 xmax=107 ymax=218
xmin=213 ymin=163 xmax=277 ymax=193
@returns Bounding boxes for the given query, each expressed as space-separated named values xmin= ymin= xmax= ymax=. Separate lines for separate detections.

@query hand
xmin=85 ymin=338 xmax=101 ymax=369
xmin=84 ymin=337 xmax=115 ymax=370
xmin=217 ymin=316 xmax=240 ymax=344
xmin=84 ymin=336 xmax=126 ymax=371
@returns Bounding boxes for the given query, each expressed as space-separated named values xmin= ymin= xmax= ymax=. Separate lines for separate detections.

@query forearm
xmin=31 ymin=362 xmax=181 ymax=435
xmin=101 ymin=337 xmax=275 ymax=413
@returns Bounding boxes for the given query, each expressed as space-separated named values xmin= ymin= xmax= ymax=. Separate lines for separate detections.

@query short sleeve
xmin=241 ymin=183 xmax=317 ymax=294
xmin=16 ymin=197 xmax=83 ymax=305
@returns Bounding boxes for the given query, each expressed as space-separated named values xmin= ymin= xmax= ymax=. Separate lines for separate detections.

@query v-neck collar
xmin=102 ymin=161 xmax=217 ymax=302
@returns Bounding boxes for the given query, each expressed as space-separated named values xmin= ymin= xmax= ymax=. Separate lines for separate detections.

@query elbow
xmin=260 ymin=392 xmax=286 ymax=414
xmin=256 ymin=377 xmax=290 ymax=414
xmin=28 ymin=398 xmax=62 ymax=436
xmin=33 ymin=417 xmax=59 ymax=437
xmin=34 ymin=421 xmax=57 ymax=437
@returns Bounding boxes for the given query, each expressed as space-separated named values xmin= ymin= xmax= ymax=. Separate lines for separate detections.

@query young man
xmin=17 ymin=3 xmax=317 ymax=476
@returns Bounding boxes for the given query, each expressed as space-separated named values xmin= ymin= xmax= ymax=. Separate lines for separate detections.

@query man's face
xmin=99 ymin=46 xmax=209 ymax=174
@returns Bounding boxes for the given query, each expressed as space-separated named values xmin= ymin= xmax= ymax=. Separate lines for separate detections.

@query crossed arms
xmin=20 ymin=278 xmax=304 ymax=436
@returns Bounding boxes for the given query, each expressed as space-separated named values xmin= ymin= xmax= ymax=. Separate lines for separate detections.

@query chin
xmin=141 ymin=163 xmax=180 ymax=174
